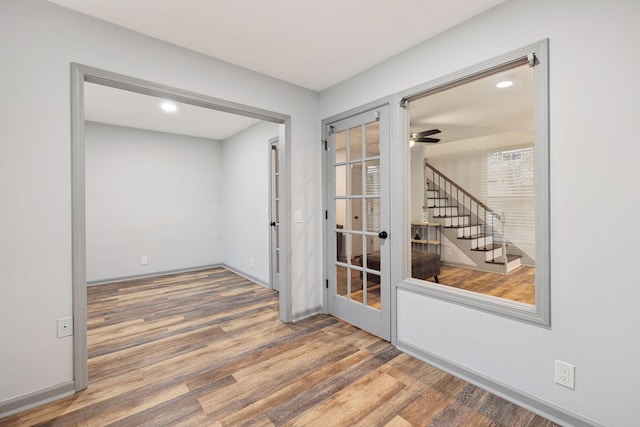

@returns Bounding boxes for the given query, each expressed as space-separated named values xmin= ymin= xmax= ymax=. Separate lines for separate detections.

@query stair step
xmin=431 ymin=208 xmax=460 ymax=217
xmin=440 ymin=215 xmax=471 ymax=227
xmin=458 ymin=233 xmax=489 ymax=240
xmin=469 ymin=235 xmax=494 ymax=250
xmin=448 ymin=223 xmax=478 ymax=229
xmin=486 ymin=254 xmax=522 ymax=265
xmin=426 ymin=199 xmax=449 ymax=208
xmin=471 ymin=244 xmax=501 ymax=252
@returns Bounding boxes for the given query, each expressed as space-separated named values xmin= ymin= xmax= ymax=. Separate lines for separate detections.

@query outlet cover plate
xmin=555 ymin=360 xmax=575 ymax=389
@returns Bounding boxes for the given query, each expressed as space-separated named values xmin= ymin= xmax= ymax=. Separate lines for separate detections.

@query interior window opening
xmin=407 ymin=61 xmax=536 ymax=305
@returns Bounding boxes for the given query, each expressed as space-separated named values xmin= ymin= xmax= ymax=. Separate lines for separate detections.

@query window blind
xmin=482 ymin=147 xmax=535 ymax=258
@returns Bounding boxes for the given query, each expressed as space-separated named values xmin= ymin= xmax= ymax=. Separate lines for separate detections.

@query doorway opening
xmin=71 ymin=63 xmax=292 ymax=391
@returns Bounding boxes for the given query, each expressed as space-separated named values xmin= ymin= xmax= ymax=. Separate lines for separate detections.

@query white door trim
xmin=70 ymin=63 xmax=293 ymax=391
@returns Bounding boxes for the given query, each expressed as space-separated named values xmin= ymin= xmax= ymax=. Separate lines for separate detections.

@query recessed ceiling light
xmin=160 ymin=101 xmax=177 ymax=112
xmin=496 ymin=81 xmax=513 ymax=88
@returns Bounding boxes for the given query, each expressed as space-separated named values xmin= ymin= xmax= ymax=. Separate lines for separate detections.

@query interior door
xmin=326 ymin=106 xmax=390 ymax=340
xmin=269 ymin=138 xmax=280 ymax=291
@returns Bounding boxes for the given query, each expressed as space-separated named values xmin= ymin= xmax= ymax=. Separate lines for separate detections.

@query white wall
xmin=85 ymin=122 xmax=223 ymax=282
xmin=0 ymin=0 xmax=320 ymax=406
xmin=221 ymin=121 xmax=279 ymax=285
xmin=320 ymin=0 xmax=640 ymax=425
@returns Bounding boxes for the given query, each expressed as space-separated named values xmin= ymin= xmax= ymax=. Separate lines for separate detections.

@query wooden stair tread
xmin=471 ymin=244 xmax=501 ymax=252
xmin=485 ymin=254 xmax=522 ymax=265
xmin=458 ymin=234 xmax=489 ymax=240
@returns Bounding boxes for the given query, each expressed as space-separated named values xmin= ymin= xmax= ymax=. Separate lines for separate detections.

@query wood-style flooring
xmin=1 ymin=268 xmax=556 ymax=426
xmin=437 ymin=265 xmax=536 ymax=305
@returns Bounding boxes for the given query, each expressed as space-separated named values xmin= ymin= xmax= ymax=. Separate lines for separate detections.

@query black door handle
xmin=378 ymin=231 xmax=388 ymax=239
xmin=270 ymin=221 xmax=276 ymax=227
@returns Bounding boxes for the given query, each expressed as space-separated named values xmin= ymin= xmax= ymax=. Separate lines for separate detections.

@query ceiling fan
xmin=410 ymin=128 xmax=441 ymax=143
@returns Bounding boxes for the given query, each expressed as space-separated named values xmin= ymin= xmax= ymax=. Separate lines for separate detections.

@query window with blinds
xmin=483 ymin=147 xmax=535 ymax=259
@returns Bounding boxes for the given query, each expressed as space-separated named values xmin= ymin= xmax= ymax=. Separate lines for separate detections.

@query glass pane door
xmin=270 ymin=139 xmax=280 ymax=291
xmin=327 ymin=106 xmax=390 ymax=340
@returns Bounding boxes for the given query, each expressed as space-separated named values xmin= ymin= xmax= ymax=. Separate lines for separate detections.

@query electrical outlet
xmin=555 ymin=360 xmax=575 ymax=389
xmin=141 ymin=256 xmax=148 ymax=265
xmin=250 ymin=258 xmax=255 ymax=267
xmin=57 ymin=317 xmax=73 ymax=338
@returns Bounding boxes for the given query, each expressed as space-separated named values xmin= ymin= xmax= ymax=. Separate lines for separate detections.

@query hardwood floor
xmin=1 ymin=268 xmax=556 ymax=426
xmin=437 ymin=265 xmax=536 ymax=305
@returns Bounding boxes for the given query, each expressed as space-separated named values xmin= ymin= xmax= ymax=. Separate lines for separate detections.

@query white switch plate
xmin=141 ymin=255 xmax=148 ymax=265
xmin=294 ymin=210 xmax=302 ymax=223
xmin=57 ymin=317 xmax=73 ymax=338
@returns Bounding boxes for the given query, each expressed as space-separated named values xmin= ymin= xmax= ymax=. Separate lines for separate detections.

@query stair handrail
xmin=424 ymin=160 xmax=501 ymax=221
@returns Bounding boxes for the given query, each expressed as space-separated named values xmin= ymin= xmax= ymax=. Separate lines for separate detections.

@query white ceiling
xmin=47 ymin=0 xmax=507 ymax=91
xmin=53 ymin=0 xmax=515 ymax=141
xmin=409 ymin=62 xmax=534 ymax=145
xmin=84 ymin=83 xmax=261 ymax=140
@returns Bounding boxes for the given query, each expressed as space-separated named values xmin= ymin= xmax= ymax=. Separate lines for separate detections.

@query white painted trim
xmin=221 ymin=264 xmax=270 ymax=288
xmin=70 ymin=63 xmax=88 ymax=392
xmin=395 ymin=39 xmax=551 ymax=327
xmin=388 ymin=94 xmax=405 ymax=346
xmin=291 ymin=305 xmax=323 ymax=322
xmin=0 ymin=382 xmax=74 ymax=419
xmin=70 ymin=62 xmax=293 ymax=394
xmin=396 ymin=339 xmax=602 ymax=427
xmin=86 ymin=264 xmax=224 ymax=286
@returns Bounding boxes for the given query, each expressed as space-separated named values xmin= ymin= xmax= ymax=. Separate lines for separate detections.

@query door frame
xmin=321 ymin=96 xmax=402 ymax=342
xmin=70 ymin=63 xmax=293 ymax=391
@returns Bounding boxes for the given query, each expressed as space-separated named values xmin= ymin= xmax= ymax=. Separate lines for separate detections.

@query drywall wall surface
xmin=0 ymin=0 xmax=320 ymax=406
xmin=320 ymin=0 xmax=640 ymax=425
xmin=221 ymin=121 xmax=279 ymax=284
xmin=85 ymin=122 xmax=223 ymax=282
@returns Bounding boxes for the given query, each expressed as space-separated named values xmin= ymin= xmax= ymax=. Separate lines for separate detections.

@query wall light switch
xmin=294 ymin=210 xmax=302 ymax=223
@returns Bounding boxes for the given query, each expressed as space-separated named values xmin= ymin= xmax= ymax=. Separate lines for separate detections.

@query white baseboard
xmin=0 ymin=381 xmax=74 ymax=419
xmin=291 ymin=305 xmax=322 ymax=322
xmin=220 ymin=264 xmax=269 ymax=288
xmin=396 ymin=339 xmax=602 ymax=427
xmin=87 ymin=264 xmax=224 ymax=286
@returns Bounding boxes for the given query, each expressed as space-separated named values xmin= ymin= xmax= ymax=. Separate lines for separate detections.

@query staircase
xmin=424 ymin=161 xmax=522 ymax=274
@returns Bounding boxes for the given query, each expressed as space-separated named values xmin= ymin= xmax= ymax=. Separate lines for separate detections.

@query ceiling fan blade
xmin=413 ymin=137 xmax=440 ymax=143
xmin=412 ymin=128 xmax=442 ymax=138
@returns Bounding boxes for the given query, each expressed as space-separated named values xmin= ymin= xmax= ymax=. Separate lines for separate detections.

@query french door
xmin=326 ymin=106 xmax=390 ymax=340
xmin=269 ymin=138 xmax=280 ymax=291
